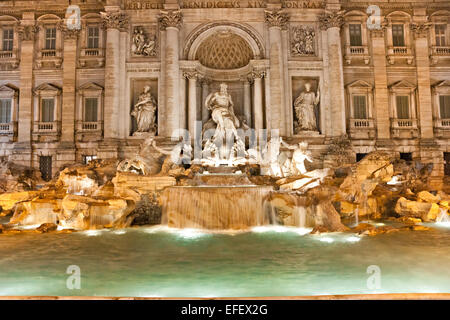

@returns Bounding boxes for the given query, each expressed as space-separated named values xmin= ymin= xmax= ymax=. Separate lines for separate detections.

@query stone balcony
xmin=0 ymin=122 xmax=17 ymax=142
xmin=430 ymin=46 xmax=450 ymax=65
xmin=387 ymin=46 xmax=414 ymax=65
xmin=0 ymin=49 xmax=20 ymax=70
xmin=32 ymin=121 xmax=60 ymax=142
xmin=75 ymin=120 xmax=103 ymax=141
xmin=348 ymin=118 xmax=376 ymax=140
xmin=390 ymin=118 xmax=419 ymax=139
xmin=79 ymin=48 xmax=105 ymax=68
xmin=434 ymin=118 xmax=450 ymax=138
xmin=35 ymin=49 xmax=63 ymax=68
xmin=344 ymin=45 xmax=370 ymax=65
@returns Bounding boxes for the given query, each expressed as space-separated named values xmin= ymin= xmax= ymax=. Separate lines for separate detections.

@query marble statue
xmin=132 ymin=27 xmax=156 ymax=56
xmin=202 ymin=83 xmax=246 ymax=163
xmin=294 ymin=82 xmax=320 ymax=133
xmin=282 ymin=141 xmax=313 ymax=175
xmin=131 ymin=85 xmax=157 ymax=134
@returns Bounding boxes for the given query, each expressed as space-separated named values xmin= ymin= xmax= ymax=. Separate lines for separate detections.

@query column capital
xmin=159 ymin=10 xmax=183 ymax=30
xmin=183 ymin=70 xmax=199 ymax=80
xmin=17 ymin=23 xmax=39 ymax=41
xmin=264 ymin=10 xmax=289 ymax=30
xmin=250 ymin=69 xmax=266 ymax=80
xmin=318 ymin=10 xmax=345 ymax=31
xmin=369 ymin=21 xmax=388 ymax=38
xmin=100 ymin=11 xmax=129 ymax=31
xmin=410 ymin=22 xmax=432 ymax=39
xmin=57 ymin=21 xmax=81 ymax=40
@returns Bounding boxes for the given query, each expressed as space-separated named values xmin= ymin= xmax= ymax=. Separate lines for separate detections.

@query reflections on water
xmin=0 ymin=222 xmax=449 ymax=298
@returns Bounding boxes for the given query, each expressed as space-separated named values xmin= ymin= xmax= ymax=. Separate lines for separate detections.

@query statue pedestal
xmin=293 ymin=130 xmax=321 ymax=137
xmin=132 ymin=131 xmax=155 ymax=138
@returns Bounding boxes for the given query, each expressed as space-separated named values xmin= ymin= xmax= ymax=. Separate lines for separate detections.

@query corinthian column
xmin=184 ymin=71 xmax=198 ymax=140
xmin=15 ymin=15 xmax=38 ymax=166
xmin=159 ymin=10 xmax=182 ymax=137
xmin=319 ymin=11 xmax=346 ymax=136
xmin=251 ymin=70 xmax=266 ymax=131
xmin=265 ymin=10 xmax=288 ymax=135
xmin=59 ymin=23 xmax=80 ymax=146
xmin=411 ymin=22 xmax=434 ymax=139
xmin=101 ymin=10 xmax=128 ymax=140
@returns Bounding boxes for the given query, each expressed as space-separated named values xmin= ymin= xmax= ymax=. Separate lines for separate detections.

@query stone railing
xmin=33 ymin=121 xmax=60 ymax=134
xmin=77 ymin=121 xmax=102 ymax=131
xmin=431 ymin=46 xmax=450 ymax=56
xmin=387 ymin=46 xmax=414 ymax=65
xmin=79 ymin=48 xmax=105 ymax=67
xmin=434 ymin=118 xmax=450 ymax=138
xmin=391 ymin=118 xmax=418 ymax=128
xmin=0 ymin=122 xmax=16 ymax=135
xmin=344 ymin=45 xmax=370 ymax=65
xmin=390 ymin=118 xmax=419 ymax=138
xmin=36 ymin=49 xmax=63 ymax=68
xmin=0 ymin=49 xmax=20 ymax=68
xmin=350 ymin=118 xmax=374 ymax=128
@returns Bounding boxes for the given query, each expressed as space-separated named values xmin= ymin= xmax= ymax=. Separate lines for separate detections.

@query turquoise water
xmin=0 ymin=223 xmax=449 ymax=297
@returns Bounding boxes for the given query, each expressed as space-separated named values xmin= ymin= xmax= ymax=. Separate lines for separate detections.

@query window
xmin=440 ymin=95 xmax=450 ymax=119
xmin=0 ymin=99 xmax=11 ymax=123
xmin=349 ymin=24 xmax=362 ymax=46
xmin=445 ymin=152 xmax=450 ymax=176
xmin=39 ymin=156 xmax=52 ymax=181
xmin=84 ymin=98 xmax=98 ymax=122
xmin=353 ymin=95 xmax=367 ymax=119
xmin=356 ymin=153 xmax=367 ymax=162
xmin=45 ymin=27 xmax=56 ymax=50
xmin=435 ymin=24 xmax=447 ymax=47
xmin=396 ymin=96 xmax=410 ymax=119
xmin=41 ymin=98 xmax=54 ymax=122
xmin=87 ymin=27 xmax=99 ymax=49
xmin=400 ymin=152 xmax=412 ymax=161
xmin=392 ymin=24 xmax=405 ymax=47
xmin=2 ymin=29 xmax=13 ymax=51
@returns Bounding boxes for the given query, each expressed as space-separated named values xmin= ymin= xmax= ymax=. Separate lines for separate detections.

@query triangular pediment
xmin=0 ymin=83 xmax=18 ymax=93
xmin=433 ymin=80 xmax=450 ymax=88
xmin=389 ymin=80 xmax=416 ymax=89
xmin=78 ymin=82 xmax=104 ymax=91
xmin=34 ymin=83 xmax=61 ymax=93
xmin=346 ymin=80 xmax=373 ymax=88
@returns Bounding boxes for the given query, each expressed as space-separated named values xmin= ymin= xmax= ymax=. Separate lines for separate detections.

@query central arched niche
xmin=195 ymin=31 xmax=254 ymax=70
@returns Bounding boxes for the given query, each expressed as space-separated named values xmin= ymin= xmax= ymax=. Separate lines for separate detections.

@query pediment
xmin=78 ymin=82 xmax=104 ymax=91
xmin=34 ymin=83 xmax=61 ymax=93
xmin=346 ymin=80 xmax=373 ymax=88
xmin=0 ymin=83 xmax=18 ymax=93
xmin=433 ymin=80 xmax=450 ymax=88
xmin=389 ymin=80 xmax=416 ymax=89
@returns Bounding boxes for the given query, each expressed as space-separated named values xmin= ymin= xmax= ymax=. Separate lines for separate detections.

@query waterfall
xmin=436 ymin=208 xmax=450 ymax=223
xmin=161 ymin=186 xmax=273 ymax=230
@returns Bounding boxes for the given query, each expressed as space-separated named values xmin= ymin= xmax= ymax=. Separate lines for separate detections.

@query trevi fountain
xmin=0 ymin=82 xmax=449 ymax=298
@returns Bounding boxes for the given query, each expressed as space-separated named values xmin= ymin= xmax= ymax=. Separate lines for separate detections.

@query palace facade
xmin=0 ymin=0 xmax=449 ymax=180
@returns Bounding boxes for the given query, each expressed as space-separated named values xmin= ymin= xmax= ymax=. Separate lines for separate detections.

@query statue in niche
xmin=132 ymin=27 xmax=156 ymax=56
xmin=131 ymin=85 xmax=157 ymax=135
xmin=202 ymin=83 xmax=246 ymax=163
xmin=291 ymin=26 xmax=316 ymax=56
xmin=294 ymin=82 xmax=320 ymax=133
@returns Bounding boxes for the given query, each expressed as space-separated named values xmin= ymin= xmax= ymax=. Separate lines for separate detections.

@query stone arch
xmin=344 ymin=10 xmax=368 ymax=19
xmin=183 ymin=21 xmax=264 ymax=61
xmin=36 ymin=13 xmax=61 ymax=22
xmin=0 ymin=15 xmax=20 ymax=23
xmin=386 ymin=10 xmax=412 ymax=21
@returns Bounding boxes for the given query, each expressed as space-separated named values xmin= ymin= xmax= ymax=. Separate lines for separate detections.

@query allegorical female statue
xmin=294 ymin=82 xmax=320 ymax=133
xmin=131 ymin=85 xmax=157 ymax=134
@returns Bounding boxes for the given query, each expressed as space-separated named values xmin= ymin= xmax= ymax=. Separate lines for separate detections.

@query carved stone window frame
xmin=36 ymin=15 xmax=61 ymax=52
xmin=76 ymin=82 xmax=104 ymax=129
xmin=80 ymin=14 xmax=104 ymax=52
xmin=343 ymin=12 xmax=369 ymax=48
xmin=0 ymin=83 xmax=18 ymax=124
xmin=385 ymin=11 xmax=414 ymax=65
xmin=346 ymin=80 xmax=374 ymax=120
xmin=432 ymin=80 xmax=450 ymax=120
xmin=0 ymin=16 xmax=19 ymax=52
xmin=33 ymin=83 xmax=61 ymax=123
xmin=389 ymin=80 xmax=417 ymax=120
xmin=430 ymin=11 xmax=450 ymax=47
